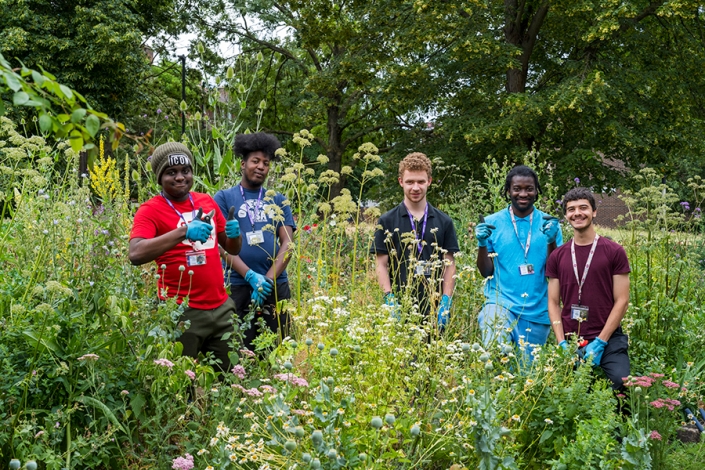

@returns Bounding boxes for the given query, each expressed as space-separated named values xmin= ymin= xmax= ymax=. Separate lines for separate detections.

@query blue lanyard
xmin=238 ymin=185 xmax=264 ymax=230
xmin=162 ymin=192 xmax=195 ymax=224
xmin=404 ymin=203 xmax=428 ymax=254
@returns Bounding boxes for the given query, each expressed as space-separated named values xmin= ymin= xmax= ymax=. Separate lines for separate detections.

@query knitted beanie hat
xmin=150 ymin=142 xmax=194 ymax=184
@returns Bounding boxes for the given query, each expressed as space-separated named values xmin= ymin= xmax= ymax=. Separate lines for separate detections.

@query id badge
xmin=570 ymin=304 xmax=589 ymax=321
xmin=186 ymin=250 xmax=207 ymax=267
xmin=415 ymin=261 xmax=431 ymax=276
xmin=246 ymin=230 xmax=265 ymax=245
xmin=518 ymin=263 xmax=535 ymax=275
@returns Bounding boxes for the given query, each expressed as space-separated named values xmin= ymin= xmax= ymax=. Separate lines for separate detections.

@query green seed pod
xmin=327 ymin=449 xmax=337 ymax=460
xmin=284 ymin=440 xmax=297 ymax=451
xmin=302 ymin=453 xmax=311 ymax=463
xmin=180 ymin=100 xmax=188 ymax=111
xmin=305 ymin=338 xmax=313 ymax=346
xmin=358 ymin=453 xmax=367 ymax=461
xmin=26 ymin=462 xmax=38 ymax=470
xmin=385 ymin=414 xmax=396 ymax=425
xmin=295 ymin=427 xmax=305 ymax=438
xmin=326 ymin=377 xmax=334 ymax=386
xmin=353 ymin=345 xmax=361 ymax=353
xmin=370 ymin=417 xmax=383 ymax=429
xmin=317 ymin=343 xmax=325 ymax=351
xmin=330 ymin=348 xmax=338 ymax=357
xmin=461 ymin=343 xmax=470 ymax=352
xmin=283 ymin=361 xmax=293 ymax=370
xmin=311 ymin=430 xmax=323 ymax=445
xmin=479 ymin=353 xmax=490 ymax=362
xmin=226 ymin=66 xmax=235 ymax=80
xmin=410 ymin=424 xmax=421 ymax=436
xmin=311 ymin=458 xmax=321 ymax=469
xmin=9 ymin=460 xmax=21 ymax=470
xmin=197 ymin=42 xmax=205 ymax=54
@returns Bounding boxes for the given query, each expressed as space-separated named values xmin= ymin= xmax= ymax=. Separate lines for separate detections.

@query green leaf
xmin=4 ymin=72 xmax=21 ymax=91
xmin=71 ymin=108 xmax=87 ymax=123
xmin=69 ymin=133 xmax=84 ymax=153
xmin=85 ymin=114 xmax=100 ymax=137
xmin=22 ymin=330 xmax=65 ymax=356
xmin=57 ymin=113 xmax=70 ymax=123
xmin=219 ymin=148 xmax=233 ymax=175
xmin=12 ymin=91 xmax=30 ymax=105
xmin=31 ymin=70 xmax=45 ymax=86
xmin=130 ymin=393 xmax=146 ymax=420
xmin=76 ymin=396 xmax=128 ymax=435
xmin=0 ymin=99 xmax=5 ymax=116
xmin=39 ymin=114 xmax=53 ymax=133
xmin=59 ymin=84 xmax=74 ymax=100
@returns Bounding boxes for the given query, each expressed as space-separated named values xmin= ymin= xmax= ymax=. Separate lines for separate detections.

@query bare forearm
xmin=223 ymin=251 xmax=250 ymax=278
xmin=442 ymin=254 xmax=456 ymax=296
xmin=597 ymin=300 xmax=628 ymax=341
xmin=266 ymin=242 xmax=292 ymax=281
xmin=129 ymin=227 xmax=187 ymax=265
xmin=375 ymin=255 xmax=392 ymax=293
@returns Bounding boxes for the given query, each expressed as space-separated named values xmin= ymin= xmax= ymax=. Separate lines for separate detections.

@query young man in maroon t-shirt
xmin=546 ymin=187 xmax=631 ymax=390
xmin=129 ymin=142 xmax=242 ymax=373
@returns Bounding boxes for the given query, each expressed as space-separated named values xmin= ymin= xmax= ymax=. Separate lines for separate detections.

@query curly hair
xmin=562 ymin=187 xmax=597 ymax=212
xmin=502 ymin=165 xmax=541 ymax=200
xmin=398 ymin=152 xmax=432 ymax=179
xmin=234 ymin=132 xmax=282 ymax=161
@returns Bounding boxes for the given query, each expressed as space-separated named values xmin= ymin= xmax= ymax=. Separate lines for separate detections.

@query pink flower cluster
xmin=240 ymin=348 xmax=256 ymax=358
xmin=154 ymin=358 xmax=175 ymax=369
xmin=77 ymin=353 xmax=99 ymax=361
xmin=274 ymin=373 xmax=309 ymax=387
xmin=649 ymin=430 xmax=662 ymax=440
xmin=232 ymin=384 xmax=263 ymax=397
xmin=662 ymin=380 xmax=679 ymax=389
xmin=649 ymin=398 xmax=681 ymax=411
xmin=171 ymin=453 xmax=194 ymax=470
xmin=622 ymin=375 xmax=656 ymax=388
xmin=232 ymin=365 xmax=246 ymax=379
xmin=260 ymin=385 xmax=278 ymax=394
xmin=184 ymin=370 xmax=196 ymax=380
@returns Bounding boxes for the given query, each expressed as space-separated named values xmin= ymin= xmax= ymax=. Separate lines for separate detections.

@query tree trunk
xmin=326 ymin=105 xmax=345 ymax=197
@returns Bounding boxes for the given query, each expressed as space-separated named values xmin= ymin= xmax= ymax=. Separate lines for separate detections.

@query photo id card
xmin=246 ymin=230 xmax=265 ymax=245
xmin=518 ymin=263 xmax=535 ymax=276
xmin=186 ymin=250 xmax=207 ymax=267
xmin=570 ymin=304 xmax=589 ymax=321
xmin=415 ymin=261 xmax=432 ymax=276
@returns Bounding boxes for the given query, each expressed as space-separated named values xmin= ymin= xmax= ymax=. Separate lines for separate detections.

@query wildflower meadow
xmin=1 ymin=54 xmax=705 ymax=470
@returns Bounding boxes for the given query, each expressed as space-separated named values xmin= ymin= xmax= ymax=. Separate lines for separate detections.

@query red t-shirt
xmin=546 ymin=236 xmax=630 ymax=339
xmin=130 ymin=192 xmax=228 ymax=310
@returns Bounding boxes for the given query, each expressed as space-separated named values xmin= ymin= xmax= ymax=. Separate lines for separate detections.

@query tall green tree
xmin=0 ymin=0 xmax=179 ymax=118
xmin=187 ymin=0 xmax=437 ymax=195
xmin=413 ymin=1 xmax=705 ymax=190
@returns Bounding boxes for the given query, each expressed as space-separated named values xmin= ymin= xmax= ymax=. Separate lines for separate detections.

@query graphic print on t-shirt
xmin=178 ymin=209 xmax=216 ymax=250
xmin=238 ymin=200 xmax=275 ymax=224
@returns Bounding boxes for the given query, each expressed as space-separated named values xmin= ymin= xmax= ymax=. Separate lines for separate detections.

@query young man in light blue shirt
xmin=475 ymin=165 xmax=562 ymax=359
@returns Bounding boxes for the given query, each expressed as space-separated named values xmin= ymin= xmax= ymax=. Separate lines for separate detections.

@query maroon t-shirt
xmin=546 ymin=236 xmax=630 ymax=339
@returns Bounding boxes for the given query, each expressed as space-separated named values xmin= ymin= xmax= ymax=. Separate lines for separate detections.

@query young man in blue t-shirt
xmin=214 ymin=133 xmax=296 ymax=352
xmin=475 ymin=165 xmax=563 ymax=359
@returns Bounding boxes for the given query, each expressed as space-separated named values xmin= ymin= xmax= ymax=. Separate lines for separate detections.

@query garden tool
xmin=683 ymin=407 xmax=705 ymax=432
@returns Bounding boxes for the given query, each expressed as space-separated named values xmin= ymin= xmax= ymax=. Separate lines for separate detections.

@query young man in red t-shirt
xmin=546 ymin=187 xmax=631 ymax=390
xmin=129 ymin=142 xmax=242 ymax=373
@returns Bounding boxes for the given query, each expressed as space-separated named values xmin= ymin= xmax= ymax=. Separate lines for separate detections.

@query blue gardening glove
xmin=384 ymin=292 xmax=400 ymax=320
xmin=245 ymin=269 xmax=274 ymax=298
xmin=558 ymin=340 xmax=568 ymax=350
xmin=583 ymin=337 xmax=608 ymax=366
xmin=437 ymin=294 xmax=452 ymax=330
xmin=186 ymin=218 xmax=213 ymax=243
xmin=540 ymin=216 xmax=560 ymax=244
xmin=225 ymin=219 xmax=241 ymax=239
xmin=250 ymin=288 xmax=267 ymax=308
xmin=475 ymin=223 xmax=495 ymax=247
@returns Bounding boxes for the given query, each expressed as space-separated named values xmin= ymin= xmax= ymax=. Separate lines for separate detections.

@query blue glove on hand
xmin=558 ymin=340 xmax=568 ymax=351
xmin=583 ymin=337 xmax=608 ymax=366
xmin=437 ymin=294 xmax=452 ymax=330
xmin=225 ymin=219 xmax=241 ymax=239
xmin=245 ymin=269 xmax=273 ymax=301
xmin=540 ymin=216 xmax=560 ymax=244
xmin=250 ymin=288 xmax=267 ymax=308
xmin=186 ymin=218 xmax=213 ymax=243
xmin=475 ymin=223 xmax=495 ymax=247
xmin=384 ymin=292 xmax=400 ymax=320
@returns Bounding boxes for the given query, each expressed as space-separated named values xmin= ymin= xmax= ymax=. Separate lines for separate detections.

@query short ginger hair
xmin=398 ymin=152 xmax=432 ymax=179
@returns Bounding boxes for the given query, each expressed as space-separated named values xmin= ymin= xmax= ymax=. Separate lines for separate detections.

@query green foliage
xmin=0 ymin=0 xmax=179 ymax=118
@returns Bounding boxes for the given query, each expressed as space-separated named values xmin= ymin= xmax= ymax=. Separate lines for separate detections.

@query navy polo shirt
xmin=371 ymin=202 xmax=459 ymax=291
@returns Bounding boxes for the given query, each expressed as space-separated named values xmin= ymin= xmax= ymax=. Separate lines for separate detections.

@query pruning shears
xmin=478 ymin=215 xmax=496 ymax=229
xmin=195 ymin=207 xmax=215 ymax=224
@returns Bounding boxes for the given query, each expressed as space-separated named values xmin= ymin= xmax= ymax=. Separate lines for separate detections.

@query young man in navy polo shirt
xmin=475 ymin=165 xmax=563 ymax=359
xmin=214 ymin=133 xmax=296 ymax=353
xmin=371 ymin=152 xmax=459 ymax=329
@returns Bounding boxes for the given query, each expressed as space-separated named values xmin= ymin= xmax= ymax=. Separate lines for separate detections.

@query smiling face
xmin=160 ymin=164 xmax=193 ymax=202
xmin=507 ymin=175 xmax=537 ymax=216
xmin=399 ymin=170 xmax=431 ymax=205
xmin=565 ymin=198 xmax=597 ymax=231
xmin=241 ymin=150 xmax=271 ymax=189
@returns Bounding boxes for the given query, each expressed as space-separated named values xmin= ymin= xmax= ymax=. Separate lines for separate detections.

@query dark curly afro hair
xmin=234 ymin=132 xmax=282 ymax=161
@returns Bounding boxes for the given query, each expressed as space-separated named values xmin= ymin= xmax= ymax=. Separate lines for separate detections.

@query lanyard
xmin=239 ymin=185 xmax=264 ymax=230
xmin=509 ymin=206 xmax=533 ymax=260
xmin=404 ymin=203 xmax=428 ymax=254
xmin=162 ymin=192 xmax=195 ymax=225
xmin=571 ymin=234 xmax=600 ymax=304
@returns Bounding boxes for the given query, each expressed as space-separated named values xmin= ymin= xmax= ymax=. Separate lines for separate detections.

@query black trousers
xmin=230 ymin=281 xmax=291 ymax=352
xmin=594 ymin=327 xmax=630 ymax=391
